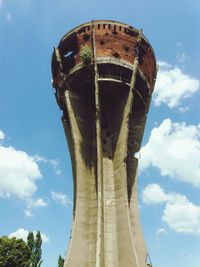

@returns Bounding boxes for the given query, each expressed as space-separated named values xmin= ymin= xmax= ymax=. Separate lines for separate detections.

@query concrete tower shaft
xmin=52 ymin=20 xmax=156 ymax=267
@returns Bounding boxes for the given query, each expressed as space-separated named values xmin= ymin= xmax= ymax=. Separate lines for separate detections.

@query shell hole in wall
xmin=113 ymin=51 xmax=120 ymax=58
xmin=124 ymin=27 xmax=138 ymax=38
xmin=123 ymin=45 xmax=130 ymax=52
xmin=83 ymin=34 xmax=90 ymax=41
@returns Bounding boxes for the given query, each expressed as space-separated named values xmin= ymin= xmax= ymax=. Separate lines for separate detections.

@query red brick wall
xmin=62 ymin=22 xmax=156 ymax=88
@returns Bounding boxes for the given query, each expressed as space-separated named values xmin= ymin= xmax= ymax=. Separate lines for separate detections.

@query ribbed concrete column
xmin=92 ymin=23 xmax=105 ymax=267
xmin=63 ymin=89 xmax=97 ymax=267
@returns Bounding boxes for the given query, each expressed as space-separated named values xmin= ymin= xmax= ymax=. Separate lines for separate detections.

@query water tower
xmin=51 ymin=20 xmax=156 ymax=267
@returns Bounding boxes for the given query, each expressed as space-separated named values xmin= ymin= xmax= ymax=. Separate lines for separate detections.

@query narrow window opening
xmin=98 ymin=24 xmax=101 ymax=29
xmin=114 ymin=25 xmax=116 ymax=31
xmin=78 ymin=27 xmax=86 ymax=34
xmin=64 ymin=51 xmax=74 ymax=58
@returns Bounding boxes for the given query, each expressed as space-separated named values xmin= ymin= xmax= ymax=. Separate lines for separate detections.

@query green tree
xmin=34 ymin=231 xmax=42 ymax=267
xmin=0 ymin=236 xmax=31 ymax=267
xmin=58 ymin=255 xmax=64 ymax=267
xmin=27 ymin=231 xmax=42 ymax=267
xmin=27 ymin=232 xmax=35 ymax=265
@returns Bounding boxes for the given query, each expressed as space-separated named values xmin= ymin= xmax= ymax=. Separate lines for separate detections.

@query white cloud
xmin=163 ymin=196 xmax=200 ymax=234
xmin=51 ymin=191 xmax=72 ymax=206
xmin=0 ymin=130 xmax=5 ymax=140
xmin=49 ymin=159 xmax=61 ymax=175
xmin=34 ymin=156 xmax=61 ymax=175
xmin=142 ymin=183 xmax=181 ymax=205
xmin=142 ymin=183 xmax=170 ymax=204
xmin=176 ymin=53 xmax=186 ymax=63
xmin=24 ymin=209 xmax=33 ymax=217
xmin=0 ymin=0 xmax=3 ymax=7
xmin=0 ymin=129 xmax=51 ymax=217
xmin=33 ymin=155 xmax=48 ymax=163
xmin=178 ymin=106 xmax=189 ymax=113
xmin=140 ymin=119 xmax=200 ymax=186
xmin=24 ymin=200 xmax=47 ymax=217
xmin=25 ymin=198 xmax=47 ymax=217
xmin=6 ymin=13 xmax=12 ymax=21
xmin=9 ymin=228 xmax=50 ymax=244
xmin=31 ymin=198 xmax=47 ymax=208
xmin=0 ymin=146 xmax=42 ymax=199
xmin=156 ymin=228 xmax=167 ymax=235
xmin=154 ymin=61 xmax=200 ymax=108
xmin=143 ymin=184 xmax=200 ymax=235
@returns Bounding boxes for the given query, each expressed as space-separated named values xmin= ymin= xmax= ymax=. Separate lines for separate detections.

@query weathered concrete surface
xmin=52 ymin=20 xmax=156 ymax=267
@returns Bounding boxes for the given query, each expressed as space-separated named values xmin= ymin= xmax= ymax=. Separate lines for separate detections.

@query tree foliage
xmin=27 ymin=231 xmax=42 ymax=267
xmin=58 ymin=255 xmax=64 ymax=267
xmin=0 ymin=236 xmax=31 ymax=267
xmin=80 ymin=45 xmax=93 ymax=64
xmin=27 ymin=231 xmax=34 ymax=265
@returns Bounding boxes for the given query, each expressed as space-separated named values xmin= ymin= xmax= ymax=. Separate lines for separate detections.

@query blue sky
xmin=0 ymin=1 xmax=200 ymax=267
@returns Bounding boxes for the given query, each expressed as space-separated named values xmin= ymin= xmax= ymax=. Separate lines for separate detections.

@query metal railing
xmin=98 ymin=73 xmax=130 ymax=84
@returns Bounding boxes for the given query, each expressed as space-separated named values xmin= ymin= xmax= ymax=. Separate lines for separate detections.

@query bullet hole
xmin=124 ymin=45 xmax=130 ymax=52
xmin=113 ymin=51 xmax=120 ymax=58
xmin=83 ymin=34 xmax=90 ymax=41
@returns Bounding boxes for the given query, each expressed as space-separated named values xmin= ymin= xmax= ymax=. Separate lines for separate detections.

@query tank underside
xmin=52 ymin=20 xmax=156 ymax=267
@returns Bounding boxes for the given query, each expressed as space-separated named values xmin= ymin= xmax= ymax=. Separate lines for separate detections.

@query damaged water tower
xmin=51 ymin=20 xmax=157 ymax=267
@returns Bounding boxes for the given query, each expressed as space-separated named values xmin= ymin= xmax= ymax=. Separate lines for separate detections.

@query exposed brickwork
xmin=57 ymin=21 xmax=156 ymax=88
